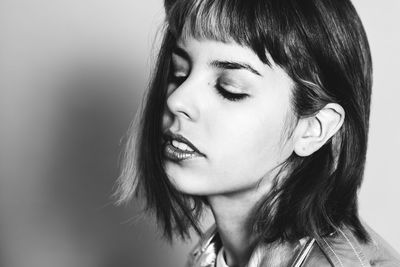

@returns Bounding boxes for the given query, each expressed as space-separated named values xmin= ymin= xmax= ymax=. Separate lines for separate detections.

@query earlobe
xmin=294 ymin=103 xmax=345 ymax=157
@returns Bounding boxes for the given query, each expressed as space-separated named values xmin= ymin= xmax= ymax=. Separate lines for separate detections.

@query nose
xmin=166 ymin=77 xmax=200 ymax=122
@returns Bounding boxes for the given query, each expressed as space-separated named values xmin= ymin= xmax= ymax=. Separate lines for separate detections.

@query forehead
xmin=173 ymin=38 xmax=267 ymax=70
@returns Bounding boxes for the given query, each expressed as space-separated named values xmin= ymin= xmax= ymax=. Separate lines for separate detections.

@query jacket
xmin=186 ymin=224 xmax=400 ymax=267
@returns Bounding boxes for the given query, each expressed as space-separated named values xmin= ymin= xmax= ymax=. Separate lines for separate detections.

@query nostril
xmin=166 ymin=95 xmax=194 ymax=120
xmin=178 ymin=110 xmax=191 ymax=119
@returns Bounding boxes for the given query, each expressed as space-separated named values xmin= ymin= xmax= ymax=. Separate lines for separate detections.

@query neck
xmin=207 ymin=182 xmax=272 ymax=267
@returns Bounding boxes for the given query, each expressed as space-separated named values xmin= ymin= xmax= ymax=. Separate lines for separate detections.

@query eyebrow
xmin=210 ymin=60 xmax=262 ymax=76
xmin=172 ymin=45 xmax=262 ymax=77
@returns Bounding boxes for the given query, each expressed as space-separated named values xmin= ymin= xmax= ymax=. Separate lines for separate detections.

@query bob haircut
xmin=116 ymin=0 xmax=372 ymax=243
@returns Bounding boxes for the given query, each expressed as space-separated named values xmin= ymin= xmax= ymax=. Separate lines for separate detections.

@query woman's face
xmin=162 ymin=37 xmax=296 ymax=196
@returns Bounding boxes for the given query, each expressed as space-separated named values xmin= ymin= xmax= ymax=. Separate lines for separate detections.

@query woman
xmin=117 ymin=0 xmax=400 ymax=266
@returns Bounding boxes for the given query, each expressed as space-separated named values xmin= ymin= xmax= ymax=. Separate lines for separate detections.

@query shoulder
xmin=360 ymin=223 xmax=400 ymax=266
xmin=186 ymin=223 xmax=400 ymax=267
xmin=303 ymin=223 xmax=400 ymax=266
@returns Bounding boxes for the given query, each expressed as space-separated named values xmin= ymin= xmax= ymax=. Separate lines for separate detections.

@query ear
xmin=294 ymin=103 xmax=345 ymax=157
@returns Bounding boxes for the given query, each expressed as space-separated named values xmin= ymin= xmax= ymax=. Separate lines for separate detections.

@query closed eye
xmin=215 ymin=84 xmax=249 ymax=101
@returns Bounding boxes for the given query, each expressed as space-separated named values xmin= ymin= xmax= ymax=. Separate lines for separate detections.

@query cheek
xmin=207 ymin=104 xmax=289 ymax=184
xmin=162 ymin=106 xmax=173 ymax=131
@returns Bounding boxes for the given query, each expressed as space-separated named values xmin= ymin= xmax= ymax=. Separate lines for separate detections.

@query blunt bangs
xmin=166 ymin=0 xmax=291 ymax=66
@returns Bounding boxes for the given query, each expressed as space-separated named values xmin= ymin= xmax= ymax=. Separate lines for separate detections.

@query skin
xmin=162 ymin=38 xmax=296 ymax=195
xmin=161 ymin=37 xmax=344 ymax=266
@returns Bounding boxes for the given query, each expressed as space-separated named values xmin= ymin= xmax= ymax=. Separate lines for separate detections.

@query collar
xmin=187 ymin=225 xmax=313 ymax=267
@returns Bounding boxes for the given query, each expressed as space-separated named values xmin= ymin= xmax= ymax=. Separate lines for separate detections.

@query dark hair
xmin=116 ymin=0 xmax=372 ymax=243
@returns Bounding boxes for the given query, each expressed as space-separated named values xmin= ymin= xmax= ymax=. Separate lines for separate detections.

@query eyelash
xmin=215 ymin=84 xmax=248 ymax=101
xmin=168 ymin=73 xmax=248 ymax=102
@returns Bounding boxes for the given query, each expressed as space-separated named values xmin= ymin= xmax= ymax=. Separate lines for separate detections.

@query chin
xmin=168 ymin=173 xmax=207 ymax=195
xmin=164 ymin=164 xmax=209 ymax=195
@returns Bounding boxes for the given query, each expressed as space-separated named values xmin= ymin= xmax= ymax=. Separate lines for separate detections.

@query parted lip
xmin=163 ymin=130 xmax=205 ymax=156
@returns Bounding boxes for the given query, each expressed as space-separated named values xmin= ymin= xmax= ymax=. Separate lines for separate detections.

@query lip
xmin=163 ymin=130 xmax=206 ymax=161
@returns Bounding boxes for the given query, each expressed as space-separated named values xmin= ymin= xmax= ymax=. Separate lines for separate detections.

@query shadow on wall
xmin=1 ymin=55 xmax=194 ymax=267
xmin=43 ymin=59 xmax=194 ymax=267
xmin=0 ymin=1 xmax=198 ymax=266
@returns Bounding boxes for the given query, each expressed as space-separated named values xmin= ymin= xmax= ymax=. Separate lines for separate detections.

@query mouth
xmin=163 ymin=130 xmax=205 ymax=162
